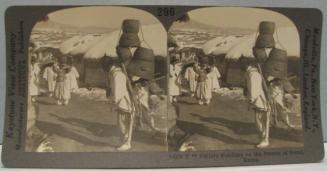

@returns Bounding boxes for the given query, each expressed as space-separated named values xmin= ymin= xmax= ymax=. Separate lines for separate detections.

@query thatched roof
xmin=178 ymin=47 xmax=201 ymax=53
xmin=168 ymin=36 xmax=179 ymax=48
xmin=59 ymin=35 xmax=101 ymax=55
xmin=225 ymin=27 xmax=300 ymax=60
xmin=60 ymin=24 xmax=167 ymax=59
xmin=202 ymin=35 xmax=241 ymax=56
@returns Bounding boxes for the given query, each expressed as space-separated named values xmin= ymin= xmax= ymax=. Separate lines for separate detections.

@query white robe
xmin=43 ymin=66 xmax=56 ymax=92
xmin=208 ymin=66 xmax=221 ymax=91
xmin=245 ymin=66 xmax=267 ymax=111
xmin=109 ymin=65 xmax=132 ymax=112
xmin=270 ymin=80 xmax=288 ymax=111
xmin=169 ymin=64 xmax=181 ymax=96
xmin=184 ymin=67 xmax=197 ymax=93
xmin=68 ymin=66 xmax=79 ymax=90
xmin=29 ymin=63 xmax=40 ymax=96
xmin=135 ymin=86 xmax=150 ymax=110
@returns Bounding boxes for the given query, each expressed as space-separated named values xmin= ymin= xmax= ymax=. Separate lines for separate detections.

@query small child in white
xmin=208 ymin=65 xmax=221 ymax=93
xmin=68 ymin=66 xmax=79 ymax=92
xmin=194 ymin=63 xmax=212 ymax=105
xmin=184 ymin=64 xmax=197 ymax=97
xmin=43 ymin=62 xmax=57 ymax=97
xmin=54 ymin=64 xmax=72 ymax=105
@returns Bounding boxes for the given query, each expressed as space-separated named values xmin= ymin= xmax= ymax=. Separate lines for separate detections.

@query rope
xmin=116 ymin=28 xmax=122 ymax=46
xmin=140 ymin=26 xmax=153 ymax=50
xmin=275 ymin=27 xmax=286 ymax=51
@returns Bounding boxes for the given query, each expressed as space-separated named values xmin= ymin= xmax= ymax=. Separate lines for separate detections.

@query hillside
xmin=170 ymin=20 xmax=254 ymax=36
xmin=33 ymin=20 xmax=115 ymax=33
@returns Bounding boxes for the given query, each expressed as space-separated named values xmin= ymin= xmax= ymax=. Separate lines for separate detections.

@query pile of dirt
xmin=73 ymin=88 xmax=108 ymax=102
xmin=215 ymin=88 xmax=246 ymax=101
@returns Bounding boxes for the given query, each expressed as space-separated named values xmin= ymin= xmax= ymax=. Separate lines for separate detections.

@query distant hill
xmin=33 ymin=20 xmax=116 ymax=33
xmin=170 ymin=20 xmax=255 ymax=36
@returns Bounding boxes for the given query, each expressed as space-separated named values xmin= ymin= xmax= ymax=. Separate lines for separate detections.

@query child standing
xmin=194 ymin=63 xmax=212 ymax=105
xmin=169 ymin=59 xmax=181 ymax=103
xmin=208 ymin=65 xmax=221 ymax=93
xmin=29 ymin=56 xmax=41 ymax=102
xmin=54 ymin=64 xmax=72 ymax=105
xmin=68 ymin=65 xmax=79 ymax=92
xmin=42 ymin=62 xmax=57 ymax=97
xmin=184 ymin=64 xmax=197 ymax=97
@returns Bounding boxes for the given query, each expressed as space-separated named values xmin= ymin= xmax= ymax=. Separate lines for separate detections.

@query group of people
xmin=169 ymin=56 xmax=221 ymax=105
xmin=29 ymin=51 xmax=80 ymax=106
xmin=27 ymin=19 xmax=296 ymax=152
xmin=27 ymin=47 xmax=80 ymax=152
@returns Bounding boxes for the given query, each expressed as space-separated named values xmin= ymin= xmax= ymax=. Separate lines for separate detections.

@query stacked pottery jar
xmin=117 ymin=19 xmax=155 ymax=80
xmin=253 ymin=21 xmax=288 ymax=80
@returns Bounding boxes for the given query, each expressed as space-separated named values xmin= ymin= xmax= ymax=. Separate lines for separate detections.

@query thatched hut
xmin=202 ymin=35 xmax=240 ymax=56
xmin=201 ymin=27 xmax=300 ymax=88
xmin=224 ymin=27 xmax=300 ymax=88
xmin=178 ymin=47 xmax=201 ymax=62
xmin=59 ymin=24 xmax=167 ymax=88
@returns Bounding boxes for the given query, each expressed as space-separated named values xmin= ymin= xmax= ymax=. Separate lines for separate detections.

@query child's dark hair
xmin=239 ymin=57 xmax=256 ymax=71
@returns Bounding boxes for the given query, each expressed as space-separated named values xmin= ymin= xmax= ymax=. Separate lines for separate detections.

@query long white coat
xmin=109 ymin=65 xmax=132 ymax=112
xmin=68 ymin=66 xmax=79 ymax=90
xmin=169 ymin=64 xmax=181 ymax=96
xmin=208 ymin=66 xmax=221 ymax=91
xmin=184 ymin=67 xmax=197 ymax=93
xmin=29 ymin=63 xmax=40 ymax=96
xmin=245 ymin=66 xmax=267 ymax=111
xmin=43 ymin=66 xmax=56 ymax=92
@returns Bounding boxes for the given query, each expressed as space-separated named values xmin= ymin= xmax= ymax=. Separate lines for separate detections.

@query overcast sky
xmin=48 ymin=6 xmax=296 ymax=30
xmin=188 ymin=7 xmax=296 ymax=29
xmin=48 ymin=6 xmax=159 ymax=28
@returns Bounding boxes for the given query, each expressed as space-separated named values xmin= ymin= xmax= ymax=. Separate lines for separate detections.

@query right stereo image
xmin=167 ymin=7 xmax=302 ymax=151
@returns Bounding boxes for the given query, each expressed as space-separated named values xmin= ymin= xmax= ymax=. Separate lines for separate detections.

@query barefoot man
xmin=242 ymin=58 xmax=270 ymax=148
xmin=108 ymin=59 xmax=134 ymax=151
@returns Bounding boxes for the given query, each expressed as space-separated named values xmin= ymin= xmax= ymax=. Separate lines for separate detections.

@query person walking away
xmin=42 ymin=62 xmax=57 ymax=97
xmin=169 ymin=59 xmax=181 ymax=103
xmin=29 ymin=56 xmax=41 ymax=102
xmin=184 ymin=63 xmax=197 ymax=96
xmin=194 ymin=63 xmax=212 ymax=105
xmin=208 ymin=64 xmax=221 ymax=93
xmin=68 ymin=65 xmax=79 ymax=92
xmin=54 ymin=63 xmax=72 ymax=105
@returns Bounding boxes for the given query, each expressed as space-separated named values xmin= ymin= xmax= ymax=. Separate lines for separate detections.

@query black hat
xmin=116 ymin=46 xmax=132 ymax=64
xmin=253 ymin=47 xmax=269 ymax=63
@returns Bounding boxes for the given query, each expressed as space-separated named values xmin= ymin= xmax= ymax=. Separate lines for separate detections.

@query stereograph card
xmin=1 ymin=5 xmax=324 ymax=168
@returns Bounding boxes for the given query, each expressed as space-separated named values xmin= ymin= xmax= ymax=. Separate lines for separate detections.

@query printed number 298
xmin=158 ymin=8 xmax=175 ymax=16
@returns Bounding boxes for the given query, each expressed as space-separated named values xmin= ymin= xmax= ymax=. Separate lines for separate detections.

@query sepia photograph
xmin=26 ymin=6 xmax=168 ymax=152
xmin=26 ymin=6 xmax=304 ymax=153
xmin=1 ymin=3 xmax=324 ymax=168
xmin=168 ymin=7 xmax=303 ymax=151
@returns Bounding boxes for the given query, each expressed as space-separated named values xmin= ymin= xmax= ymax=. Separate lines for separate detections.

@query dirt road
xmin=33 ymin=89 xmax=303 ymax=152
